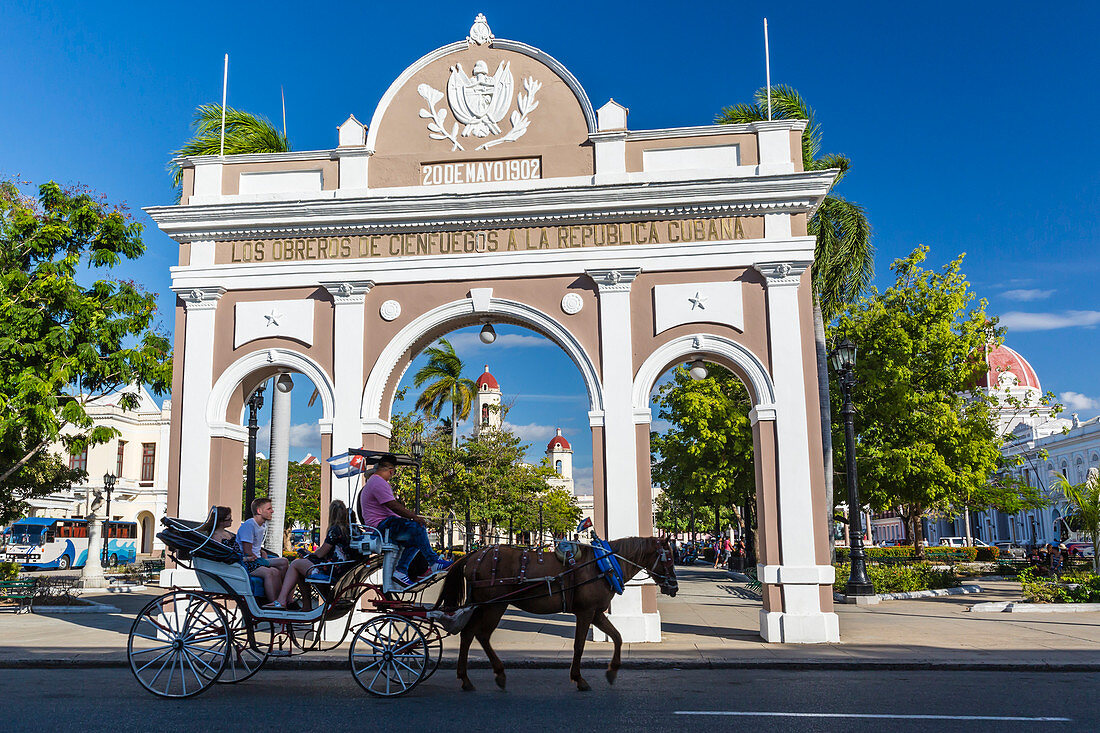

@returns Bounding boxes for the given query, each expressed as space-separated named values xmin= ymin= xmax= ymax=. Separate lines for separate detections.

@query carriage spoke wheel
xmin=203 ymin=599 xmax=271 ymax=683
xmin=349 ymin=615 xmax=429 ymax=697
xmin=417 ymin=622 xmax=444 ymax=682
xmin=127 ymin=591 xmax=230 ymax=698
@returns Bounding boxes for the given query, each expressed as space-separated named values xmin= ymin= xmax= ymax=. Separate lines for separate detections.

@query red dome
xmin=547 ymin=428 xmax=571 ymax=451
xmin=476 ymin=364 xmax=499 ymax=390
xmin=978 ymin=344 xmax=1041 ymax=391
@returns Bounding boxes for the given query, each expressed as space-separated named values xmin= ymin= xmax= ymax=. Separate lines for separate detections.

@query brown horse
xmin=434 ymin=536 xmax=677 ymax=692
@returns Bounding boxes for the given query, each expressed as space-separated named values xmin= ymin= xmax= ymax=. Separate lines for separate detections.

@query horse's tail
xmin=433 ymin=554 xmax=470 ymax=611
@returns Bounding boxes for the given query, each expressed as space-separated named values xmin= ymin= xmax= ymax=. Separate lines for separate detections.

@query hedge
xmin=1018 ymin=567 xmax=1100 ymax=603
xmin=833 ymin=562 xmax=960 ymax=594
xmin=834 ymin=546 xmax=996 ymax=563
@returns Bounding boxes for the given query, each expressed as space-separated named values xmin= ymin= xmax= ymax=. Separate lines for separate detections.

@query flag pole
xmin=764 ymin=18 xmax=772 ymax=121
xmin=220 ymin=54 xmax=229 ymax=157
xmin=281 ymin=85 xmax=287 ymax=139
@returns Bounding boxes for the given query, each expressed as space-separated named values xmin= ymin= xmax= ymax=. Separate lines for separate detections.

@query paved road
xmin=3 ymin=668 xmax=1093 ymax=731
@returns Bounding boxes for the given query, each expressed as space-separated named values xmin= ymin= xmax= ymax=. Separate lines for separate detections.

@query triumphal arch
xmin=149 ymin=15 xmax=840 ymax=643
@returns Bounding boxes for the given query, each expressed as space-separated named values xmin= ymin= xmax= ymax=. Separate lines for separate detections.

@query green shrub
xmin=1019 ymin=567 xmax=1100 ymax=603
xmin=0 ymin=561 xmax=19 ymax=580
xmin=974 ymin=547 xmax=1000 ymax=561
xmin=835 ymin=546 xmax=978 ymax=563
xmin=833 ymin=562 xmax=960 ymax=594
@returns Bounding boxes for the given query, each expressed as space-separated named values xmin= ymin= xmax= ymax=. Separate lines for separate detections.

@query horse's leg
xmin=592 ymin=611 xmax=622 ymax=685
xmin=570 ymin=608 xmax=596 ymax=692
xmin=457 ymin=618 xmax=478 ymax=692
xmin=473 ymin=605 xmax=509 ymax=690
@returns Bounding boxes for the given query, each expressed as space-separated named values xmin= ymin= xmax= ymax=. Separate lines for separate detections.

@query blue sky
xmin=3 ymin=2 xmax=1098 ymax=487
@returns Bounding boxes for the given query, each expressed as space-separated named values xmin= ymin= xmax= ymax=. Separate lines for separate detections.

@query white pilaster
xmin=266 ymin=374 xmax=293 ymax=555
xmin=321 ymin=281 xmax=373 ymax=455
xmin=754 ymin=262 xmax=839 ymax=643
xmin=174 ymin=286 xmax=226 ymax=520
xmin=586 ymin=267 xmax=659 ymax=642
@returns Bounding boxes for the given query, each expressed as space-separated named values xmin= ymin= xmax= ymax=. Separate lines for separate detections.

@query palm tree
xmin=717 ymin=85 xmax=874 ymax=544
xmin=413 ymin=338 xmax=477 ymax=449
xmin=1056 ymin=473 xmax=1100 ymax=573
xmin=169 ymin=104 xmax=290 ymax=197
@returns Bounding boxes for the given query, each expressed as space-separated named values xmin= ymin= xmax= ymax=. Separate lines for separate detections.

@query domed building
xmin=546 ymin=428 xmax=574 ymax=493
xmin=921 ymin=344 xmax=1100 ymax=548
xmin=472 ymin=365 xmax=502 ymax=437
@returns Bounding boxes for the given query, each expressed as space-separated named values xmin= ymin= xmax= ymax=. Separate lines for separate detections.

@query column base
xmin=759 ymin=609 xmax=839 ymax=643
xmin=159 ymin=568 xmax=200 ymax=589
xmin=591 ymin=611 xmax=661 ymax=643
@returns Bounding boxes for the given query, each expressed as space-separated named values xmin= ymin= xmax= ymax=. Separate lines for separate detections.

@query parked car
xmin=937 ymin=537 xmax=990 ymax=548
xmin=1065 ymin=542 xmax=1095 ymax=558
xmin=994 ymin=541 xmax=1026 ymax=558
xmin=877 ymin=539 xmax=908 ymax=547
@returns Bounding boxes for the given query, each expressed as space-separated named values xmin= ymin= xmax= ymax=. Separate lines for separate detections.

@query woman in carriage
xmin=263 ymin=500 xmax=354 ymax=610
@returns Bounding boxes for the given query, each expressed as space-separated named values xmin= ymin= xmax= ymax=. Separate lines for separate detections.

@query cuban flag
xmin=327 ymin=452 xmax=366 ymax=479
xmin=576 ymin=517 xmax=593 ymax=534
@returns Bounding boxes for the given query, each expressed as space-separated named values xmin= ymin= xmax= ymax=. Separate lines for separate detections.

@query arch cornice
xmin=632 ymin=334 xmax=776 ymax=421
xmin=207 ymin=348 xmax=336 ymax=438
xmin=365 ymin=38 xmax=596 ymax=153
xmin=362 ymin=297 xmax=603 ymax=425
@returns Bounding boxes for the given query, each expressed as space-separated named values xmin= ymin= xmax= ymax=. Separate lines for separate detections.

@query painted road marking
xmin=675 ymin=712 xmax=1071 ymax=722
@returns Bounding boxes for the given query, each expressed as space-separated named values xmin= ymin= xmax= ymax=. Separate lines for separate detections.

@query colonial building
xmin=29 ymin=385 xmax=171 ymax=554
xmin=545 ymin=428 xmax=574 ymax=493
xmin=923 ymin=344 xmax=1100 ymax=546
xmin=472 ymin=365 xmax=502 ymax=437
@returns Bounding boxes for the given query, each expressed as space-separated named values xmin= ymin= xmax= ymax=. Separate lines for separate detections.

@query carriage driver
xmin=359 ymin=454 xmax=451 ymax=587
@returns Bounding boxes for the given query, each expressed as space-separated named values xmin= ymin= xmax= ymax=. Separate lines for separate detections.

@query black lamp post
xmin=830 ymin=339 xmax=874 ymax=596
xmin=102 ymin=472 xmax=117 ymax=565
xmin=410 ymin=432 xmax=424 ymax=514
xmin=244 ymin=383 xmax=266 ymax=515
xmin=537 ymin=500 xmax=544 ymax=549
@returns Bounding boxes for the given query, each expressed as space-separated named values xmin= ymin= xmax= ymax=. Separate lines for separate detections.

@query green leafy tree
xmin=248 ymin=458 xmax=321 ymax=551
xmin=830 ymin=246 xmax=1034 ymax=556
xmin=412 ymin=338 xmax=477 ymax=449
xmin=1057 ymin=473 xmax=1100 ymax=573
xmin=0 ymin=181 xmax=172 ymax=523
xmin=170 ymin=104 xmax=290 ymax=197
xmin=650 ymin=365 xmax=756 ymax=551
xmin=718 ymin=85 xmax=874 ymax=538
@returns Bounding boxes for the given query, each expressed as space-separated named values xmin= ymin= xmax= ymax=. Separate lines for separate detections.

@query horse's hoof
xmin=577 ymin=679 xmax=591 ymax=692
xmin=606 ymin=668 xmax=618 ymax=685
xmin=495 ymin=674 xmax=507 ymax=690
xmin=461 ymin=681 xmax=476 ymax=692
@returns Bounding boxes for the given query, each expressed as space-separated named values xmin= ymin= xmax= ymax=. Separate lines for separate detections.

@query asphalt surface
xmin=3 ymin=668 xmax=1094 ymax=732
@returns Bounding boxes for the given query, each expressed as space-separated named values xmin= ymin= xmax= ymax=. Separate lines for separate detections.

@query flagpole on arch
xmin=763 ymin=18 xmax=772 ymax=120
xmin=220 ymin=53 xmax=229 ymax=157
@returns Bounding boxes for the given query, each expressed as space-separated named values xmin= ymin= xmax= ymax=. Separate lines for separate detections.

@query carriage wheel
xmin=349 ymin=615 xmax=430 ymax=697
xmin=417 ymin=622 xmax=445 ymax=682
xmin=206 ymin=598 xmax=271 ymax=683
xmin=127 ymin=591 xmax=230 ymax=698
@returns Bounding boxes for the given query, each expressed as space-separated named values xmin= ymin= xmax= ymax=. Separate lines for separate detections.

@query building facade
xmin=28 ymin=385 xmax=171 ymax=554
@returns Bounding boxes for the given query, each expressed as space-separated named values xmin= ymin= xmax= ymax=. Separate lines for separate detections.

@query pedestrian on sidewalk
xmin=733 ymin=538 xmax=746 ymax=571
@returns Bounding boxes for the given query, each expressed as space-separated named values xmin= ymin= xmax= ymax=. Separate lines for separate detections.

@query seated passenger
xmin=236 ymin=497 xmax=289 ymax=602
xmin=264 ymin=500 xmax=353 ymax=611
xmin=195 ymin=505 xmax=236 ymax=548
xmin=359 ymin=454 xmax=450 ymax=587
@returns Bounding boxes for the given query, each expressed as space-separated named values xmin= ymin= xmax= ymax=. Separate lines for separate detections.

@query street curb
xmin=970 ymin=601 xmax=1100 ymax=613
xmin=3 ymin=658 xmax=1099 ymax=672
xmin=836 ymin=584 xmax=983 ymax=604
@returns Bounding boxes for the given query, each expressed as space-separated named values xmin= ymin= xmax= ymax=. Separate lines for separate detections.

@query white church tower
xmin=473 ymin=365 xmax=502 ymax=437
xmin=546 ymin=428 xmax=574 ymax=493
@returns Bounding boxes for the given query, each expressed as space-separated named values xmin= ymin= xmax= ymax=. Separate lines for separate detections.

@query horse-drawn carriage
xmin=128 ymin=451 xmax=678 ymax=699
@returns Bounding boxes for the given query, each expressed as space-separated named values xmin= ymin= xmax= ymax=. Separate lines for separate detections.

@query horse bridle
xmin=615 ymin=545 xmax=678 ymax=591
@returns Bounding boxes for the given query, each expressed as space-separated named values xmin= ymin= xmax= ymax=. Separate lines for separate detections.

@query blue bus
xmin=0 ymin=517 xmax=138 ymax=569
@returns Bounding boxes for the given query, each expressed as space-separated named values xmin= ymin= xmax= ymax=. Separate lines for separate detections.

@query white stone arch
xmin=365 ymin=38 xmax=597 ymax=153
xmin=362 ymin=297 xmax=603 ymax=425
xmin=207 ymin=348 xmax=336 ymax=437
xmin=631 ymin=333 xmax=776 ymax=419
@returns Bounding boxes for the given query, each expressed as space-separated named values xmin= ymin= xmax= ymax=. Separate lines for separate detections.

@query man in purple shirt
xmin=360 ymin=455 xmax=449 ymax=587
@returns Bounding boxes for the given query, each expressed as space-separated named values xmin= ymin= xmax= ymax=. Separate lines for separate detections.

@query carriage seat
xmin=349 ymin=524 xmax=392 ymax=556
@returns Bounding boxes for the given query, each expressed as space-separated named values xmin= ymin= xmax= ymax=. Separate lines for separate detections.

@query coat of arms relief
xmin=417 ymin=15 xmax=541 ymax=152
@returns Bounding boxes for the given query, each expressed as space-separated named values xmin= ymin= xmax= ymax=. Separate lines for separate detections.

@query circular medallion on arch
xmin=560 ymin=293 xmax=584 ymax=315
xmin=380 ymin=300 xmax=402 ymax=321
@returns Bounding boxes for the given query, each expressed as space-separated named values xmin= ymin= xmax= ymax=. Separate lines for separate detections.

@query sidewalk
xmin=2 ymin=565 xmax=1098 ymax=669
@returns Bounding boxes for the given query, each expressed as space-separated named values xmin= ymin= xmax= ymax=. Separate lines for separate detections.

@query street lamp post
xmin=102 ymin=472 xmax=117 ymax=565
xmin=830 ymin=339 xmax=874 ymax=597
xmin=244 ymin=383 xmax=266 ymax=514
xmin=537 ymin=500 xmax=544 ymax=548
xmin=410 ymin=432 xmax=424 ymax=515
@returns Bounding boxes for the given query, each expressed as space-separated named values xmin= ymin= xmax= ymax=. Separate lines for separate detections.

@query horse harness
xmin=466 ymin=544 xmax=614 ymax=612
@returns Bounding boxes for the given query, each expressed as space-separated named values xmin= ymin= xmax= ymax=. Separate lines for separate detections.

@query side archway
xmin=362 ymin=297 xmax=603 ymax=426
xmin=631 ymin=333 xmax=775 ymax=418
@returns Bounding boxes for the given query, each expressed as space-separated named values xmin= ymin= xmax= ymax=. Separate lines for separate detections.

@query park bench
xmin=994 ymin=558 xmax=1031 ymax=575
xmin=0 ymin=578 xmax=37 ymax=613
xmin=140 ymin=559 xmax=165 ymax=583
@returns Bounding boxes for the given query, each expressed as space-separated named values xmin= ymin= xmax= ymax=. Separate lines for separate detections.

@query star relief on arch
xmin=416 ymin=15 xmax=542 ymax=152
